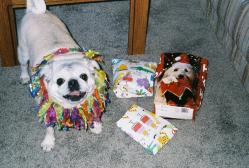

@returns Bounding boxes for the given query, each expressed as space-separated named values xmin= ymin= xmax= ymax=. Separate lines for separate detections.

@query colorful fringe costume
xmin=30 ymin=48 xmax=109 ymax=130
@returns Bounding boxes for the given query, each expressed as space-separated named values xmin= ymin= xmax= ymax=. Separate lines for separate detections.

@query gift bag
xmin=112 ymin=59 xmax=157 ymax=98
xmin=154 ymin=53 xmax=208 ymax=120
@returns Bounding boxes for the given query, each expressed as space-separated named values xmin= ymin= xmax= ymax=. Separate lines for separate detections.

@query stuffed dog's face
xmin=162 ymin=62 xmax=195 ymax=84
xmin=41 ymin=57 xmax=99 ymax=108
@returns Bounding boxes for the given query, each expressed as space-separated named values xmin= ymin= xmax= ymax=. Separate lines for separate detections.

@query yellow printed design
xmin=117 ymin=64 xmax=128 ymax=71
xmin=121 ymin=115 xmax=129 ymax=120
xmin=148 ymin=112 xmax=161 ymax=125
xmin=157 ymin=134 xmax=170 ymax=145
xmin=128 ymin=104 xmax=138 ymax=112
xmin=113 ymin=72 xmax=125 ymax=87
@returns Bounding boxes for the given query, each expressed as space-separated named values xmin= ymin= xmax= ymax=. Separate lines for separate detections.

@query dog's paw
xmin=41 ymin=134 xmax=55 ymax=152
xmin=90 ymin=122 xmax=102 ymax=134
xmin=172 ymin=77 xmax=178 ymax=83
xmin=20 ymin=76 xmax=30 ymax=84
xmin=162 ymin=76 xmax=178 ymax=84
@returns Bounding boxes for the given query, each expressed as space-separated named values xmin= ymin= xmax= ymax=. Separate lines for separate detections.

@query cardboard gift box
xmin=117 ymin=104 xmax=177 ymax=155
xmin=112 ymin=59 xmax=157 ymax=98
xmin=154 ymin=53 xmax=208 ymax=120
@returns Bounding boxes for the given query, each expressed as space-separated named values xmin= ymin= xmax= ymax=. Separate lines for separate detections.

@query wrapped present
xmin=112 ymin=59 xmax=157 ymax=98
xmin=154 ymin=53 xmax=209 ymax=120
xmin=117 ymin=104 xmax=177 ymax=155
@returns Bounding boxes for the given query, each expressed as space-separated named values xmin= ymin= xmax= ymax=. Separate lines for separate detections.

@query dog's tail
xmin=26 ymin=0 xmax=46 ymax=14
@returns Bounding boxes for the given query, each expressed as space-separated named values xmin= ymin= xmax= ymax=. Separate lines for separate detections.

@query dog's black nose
xmin=68 ymin=79 xmax=80 ymax=91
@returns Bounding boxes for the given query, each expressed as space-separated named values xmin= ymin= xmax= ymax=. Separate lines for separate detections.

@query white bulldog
xmin=18 ymin=0 xmax=104 ymax=152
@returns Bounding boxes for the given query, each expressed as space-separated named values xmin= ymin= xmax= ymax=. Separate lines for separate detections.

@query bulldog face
xmin=41 ymin=57 xmax=99 ymax=108
xmin=162 ymin=62 xmax=195 ymax=84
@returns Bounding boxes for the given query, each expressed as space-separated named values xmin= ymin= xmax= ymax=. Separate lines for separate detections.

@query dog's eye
xmin=185 ymin=69 xmax=188 ymax=72
xmin=174 ymin=68 xmax=178 ymax=72
xmin=80 ymin=73 xmax=88 ymax=81
xmin=57 ymin=78 xmax=65 ymax=86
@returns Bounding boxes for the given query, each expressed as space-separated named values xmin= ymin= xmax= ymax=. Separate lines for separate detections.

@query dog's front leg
xmin=41 ymin=126 xmax=55 ymax=152
xmin=90 ymin=121 xmax=102 ymax=134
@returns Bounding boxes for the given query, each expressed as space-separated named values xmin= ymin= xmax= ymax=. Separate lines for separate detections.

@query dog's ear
xmin=88 ymin=59 xmax=100 ymax=72
xmin=39 ymin=62 xmax=52 ymax=85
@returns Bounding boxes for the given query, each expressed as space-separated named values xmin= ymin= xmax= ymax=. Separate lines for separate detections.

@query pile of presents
xmin=113 ymin=52 xmax=208 ymax=155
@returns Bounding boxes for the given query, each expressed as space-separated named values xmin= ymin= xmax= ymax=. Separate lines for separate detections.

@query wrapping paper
xmin=117 ymin=104 xmax=177 ymax=155
xmin=112 ymin=59 xmax=157 ymax=98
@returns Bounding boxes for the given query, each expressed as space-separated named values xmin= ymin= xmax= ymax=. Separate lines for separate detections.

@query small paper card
xmin=112 ymin=59 xmax=157 ymax=98
xmin=116 ymin=104 xmax=177 ymax=155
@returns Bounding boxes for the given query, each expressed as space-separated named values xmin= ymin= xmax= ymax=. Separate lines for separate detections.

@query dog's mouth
xmin=63 ymin=91 xmax=86 ymax=102
xmin=178 ymin=74 xmax=185 ymax=79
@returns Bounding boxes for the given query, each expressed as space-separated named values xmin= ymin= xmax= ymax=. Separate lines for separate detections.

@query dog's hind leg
xmin=41 ymin=126 xmax=55 ymax=152
xmin=18 ymin=45 xmax=30 ymax=84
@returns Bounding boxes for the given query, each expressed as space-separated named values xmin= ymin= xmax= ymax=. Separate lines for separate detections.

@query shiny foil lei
xmin=30 ymin=48 xmax=109 ymax=130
